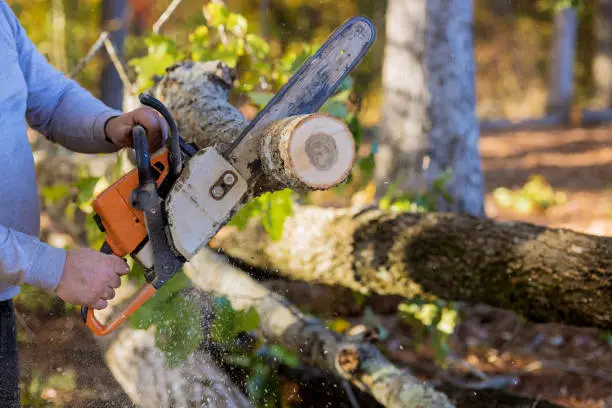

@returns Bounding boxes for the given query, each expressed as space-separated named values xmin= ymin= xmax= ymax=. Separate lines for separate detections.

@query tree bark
xmin=375 ymin=0 xmax=484 ymax=216
xmin=212 ymin=205 xmax=612 ymax=330
xmin=100 ymin=0 xmax=127 ymax=110
xmin=595 ymin=0 xmax=612 ymax=107
xmin=375 ymin=0 xmax=430 ymax=197
xmin=546 ymin=6 xmax=577 ymax=121
xmin=424 ymin=0 xmax=484 ymax=216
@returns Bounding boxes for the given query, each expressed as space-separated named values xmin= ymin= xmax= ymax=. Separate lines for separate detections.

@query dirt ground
xmin=14 ymin=124 xmax=612 ymax=407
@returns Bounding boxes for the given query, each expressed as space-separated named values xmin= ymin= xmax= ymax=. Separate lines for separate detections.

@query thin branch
xmin=103 ymin=37 xmax=137 ymax=95
xmin=152 ymin=0 xmax=184 ymax=34
xmin=68 ymin=31 xmax=109 ymax=78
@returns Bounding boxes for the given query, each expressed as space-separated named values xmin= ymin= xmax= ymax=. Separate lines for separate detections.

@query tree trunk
xmin=375 ymin=0 xmax=430 ymax=197
xmin=212 ymin=205 xmax=612 ymax=331
xmin=424 ymin=0 xmax=484 ymax=216
xmin=594 ymin=0 xmax=612 ymax=107
xmin=375 ymin=0 xmax=484 ymax=216
xmin=546 ymin=6 xmax=577 ymax=121
xmin=100 ymin=0 xmax=127 ymax=110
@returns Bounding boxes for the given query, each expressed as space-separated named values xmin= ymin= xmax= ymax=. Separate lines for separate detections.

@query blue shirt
xmin=0 ymin=0 xmax=122 ymax=300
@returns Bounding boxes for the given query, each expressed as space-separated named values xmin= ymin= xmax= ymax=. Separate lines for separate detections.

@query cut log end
xmin=260 ymin=113 xmax=355 ymax=191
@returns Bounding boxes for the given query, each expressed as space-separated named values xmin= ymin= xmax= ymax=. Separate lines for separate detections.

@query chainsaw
xmin=81 ymin=16 xmax=376 ymax=336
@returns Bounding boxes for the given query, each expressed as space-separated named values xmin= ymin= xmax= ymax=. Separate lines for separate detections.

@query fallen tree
xmin=213 ymin=206 xmax=612 ymax=331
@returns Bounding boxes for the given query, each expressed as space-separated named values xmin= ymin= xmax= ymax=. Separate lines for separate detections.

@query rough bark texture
xmin=424 ymin=0 xmax=484 ymax=216
xmin=595 ymin=0 xmax=612 ymax=107
xmin=153 ymin=61 xmax=247 ymax=153
xmin=375 ymin=0 xmax=430 ymax=196
xmin=212 ymin=205 xmax=612 ymax=330
xmin=376 ymin=0 xmax=484 ymax=216
xmin=185 ymin=249 xmax=454 ymax=408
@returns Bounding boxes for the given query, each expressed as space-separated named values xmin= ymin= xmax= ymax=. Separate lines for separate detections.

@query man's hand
xmin=104 ymin=107 xmax=169 ymax=151
xmin=55 ymin=248 xmax=130 ymax=310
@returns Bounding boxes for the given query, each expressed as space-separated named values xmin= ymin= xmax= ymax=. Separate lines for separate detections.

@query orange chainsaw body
xmin=92 ymin=149 xmax=170 ymax=258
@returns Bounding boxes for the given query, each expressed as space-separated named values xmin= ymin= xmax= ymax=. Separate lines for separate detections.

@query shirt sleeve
xmin=0 ymin=225 xmax=66 ymax=292
xmin=4 ymin=2 xmax=123 ymax=154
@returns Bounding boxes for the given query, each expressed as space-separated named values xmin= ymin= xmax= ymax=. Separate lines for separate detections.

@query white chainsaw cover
xmin=165 ymin=147 xmax=247 ymax=260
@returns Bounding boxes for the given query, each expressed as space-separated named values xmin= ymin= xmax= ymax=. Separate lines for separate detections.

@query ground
xmin=14 ymin=124 xmax=612 ymax=407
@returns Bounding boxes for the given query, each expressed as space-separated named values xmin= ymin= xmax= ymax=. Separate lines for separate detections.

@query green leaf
xmin=227 ymin=12 xmax=248 ymax=37
xmin=227 ymin=196 xmax=262 ymax=230
xmin=75 ymin=176 xmax=100 ymax=205
xmin=211 ymin=296 xmax=261 ymax=344
xmin=154 ymin=294 xmax=204 ymax=368
xmin=261 ymin=189 xmax=293 ymax=241
xmin=211 ymin=296 xmax=237 ymax=343
xmin=246 ymin=33 xmax=270 ymax=59
xmin=129 ymin=35 xmax=181 ymax=90
xmin=129 ymin=270 xmax=192 ymax=330
xmin=204 ymin=2 xmax=229 ymax=27
xmin=265 ymin=344 xmax=300 ymax=368
xmin=189 ymin=25 xmax=209 ymax=44
xmin=234 ymin=306 xmax=260 ymax=334
xmin=41 ymin=184 xmax=71 ymax=206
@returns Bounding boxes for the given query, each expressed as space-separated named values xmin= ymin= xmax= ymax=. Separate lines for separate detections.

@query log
xmin=104 ymin=327 xmax=251 ymax=408
xmin=212 ymin=206 xmax=612 ymax=330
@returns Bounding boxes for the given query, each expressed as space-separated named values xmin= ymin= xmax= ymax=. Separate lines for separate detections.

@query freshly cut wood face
xmin=288 ymin=114 xmax=355 ymax=189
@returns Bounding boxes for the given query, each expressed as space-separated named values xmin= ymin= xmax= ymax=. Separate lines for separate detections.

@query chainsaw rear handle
xmin=80 ymin=125 xmax=158 ymax=336
xmin=80 ymin=240 xmax=157 ymax=336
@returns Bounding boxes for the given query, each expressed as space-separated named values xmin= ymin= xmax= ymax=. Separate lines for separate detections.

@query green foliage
xmin=228 ymin=189 xmax=294 ymax=241
xmin=210 ymin=296 xmax=299 ymax=408
xmin=14 ymin=284 xmax=69 ymax=316
xmin=398 ymin=297 xmax=461 ymax=366
xmin=379 ymin=169 xmax=453 ymax=213
xmin=493 ymin=174 xmax=567 ymax=214
xmin=20 ymin=369 xmax=77 ymax=408
xmin=210 ymin=296 xmax=260 ymax=344
xmin=128 ymin=270 xmax=204 ymax=368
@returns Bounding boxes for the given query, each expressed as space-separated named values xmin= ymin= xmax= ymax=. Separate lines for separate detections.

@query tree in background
xmin=375 ymin=0 xmax=484 ymax=216
xmin=594 ymin=0 xmax=612 ymax=106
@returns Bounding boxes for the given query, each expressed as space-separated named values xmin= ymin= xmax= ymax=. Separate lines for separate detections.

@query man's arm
xmin=3 ymin=2 xmax=121 ymax=154
xmin=0 ymin=225 xmax=65 ymax=292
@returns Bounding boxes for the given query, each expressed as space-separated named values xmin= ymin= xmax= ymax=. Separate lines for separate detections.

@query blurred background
xmin=5 ymin=0 xmax=612 ymax=407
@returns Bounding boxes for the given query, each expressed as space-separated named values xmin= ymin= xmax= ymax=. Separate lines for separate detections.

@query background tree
xmin=375 ymin=0 xmax=484 ymax=216
xmin=594 ymin=0 xmax=612 ymax=107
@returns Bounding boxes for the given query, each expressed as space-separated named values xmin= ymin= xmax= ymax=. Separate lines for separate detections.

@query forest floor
xmin=13 ymin=124 xmax=612 ymax=407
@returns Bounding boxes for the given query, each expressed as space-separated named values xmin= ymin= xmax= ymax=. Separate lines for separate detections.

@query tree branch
xmin=184 ymin=248 xmax=454 ymax=408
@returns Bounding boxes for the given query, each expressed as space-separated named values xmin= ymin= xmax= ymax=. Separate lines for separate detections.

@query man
xmin=0 ymin=1 xmax=168 ymax=405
